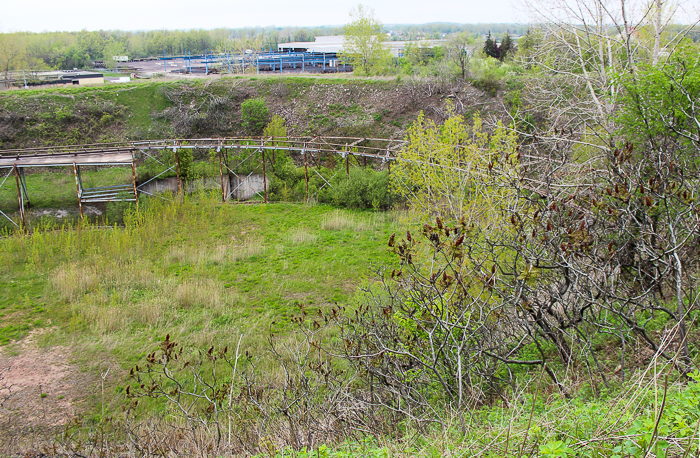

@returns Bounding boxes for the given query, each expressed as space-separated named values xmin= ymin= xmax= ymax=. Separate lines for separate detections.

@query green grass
xmin=0 ymin=167 xmax=132 ymax=210
xmin=0 ymin=192 xmax=399 ymax=364
xmin=0 ymin=81 xmax=173 ymax=144
xmin=0 ymin=76 xmax=407 ymax=150
xmin=2 ymin=178 xmax=699 ymax=458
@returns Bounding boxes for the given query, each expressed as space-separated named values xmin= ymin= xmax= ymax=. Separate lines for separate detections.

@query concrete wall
xmin=137 ymin=174 xmax=265 ymax=201
xmin=138 ymin=177 xmax=178 ymax=195
xmin=229 ymin=174 xmax=265 ymax=200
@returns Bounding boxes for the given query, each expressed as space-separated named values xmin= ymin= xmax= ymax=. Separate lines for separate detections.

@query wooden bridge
xmin=0 ymin=136 xmax=406 ymax=229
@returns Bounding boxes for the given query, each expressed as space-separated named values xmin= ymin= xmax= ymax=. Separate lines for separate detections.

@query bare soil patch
xmin=0 ymin=329 xmax=91 ymax=429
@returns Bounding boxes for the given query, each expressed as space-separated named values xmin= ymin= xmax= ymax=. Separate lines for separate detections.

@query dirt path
xmin=0 ymin=329 xmax=86 ymax=428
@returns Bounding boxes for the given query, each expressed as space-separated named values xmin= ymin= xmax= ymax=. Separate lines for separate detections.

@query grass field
xmin=0 ymin=193 xmax=400 ymax=407
xmin=2 ymin=183 xmax=700 ymax=457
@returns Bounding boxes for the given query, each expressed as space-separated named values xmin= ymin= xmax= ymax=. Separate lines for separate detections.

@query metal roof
xmin=278 ymin=36 xmax=447 ymax=55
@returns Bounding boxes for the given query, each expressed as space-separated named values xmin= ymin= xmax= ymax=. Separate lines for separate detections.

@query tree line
xmin=0 ymin=22 xmax=528 ymax=76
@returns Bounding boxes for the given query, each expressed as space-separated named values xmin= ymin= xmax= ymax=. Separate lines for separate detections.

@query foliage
xmin=263 ymin=114 xmax=287 ymax=139
xmin=499 ymin=31 xmax=514 ymax=61
xmin=467 ymin=55 xmax=518 ymax=96
xmin=0 ymin=34 xmax=30 ymax=88
xmin=399 ymin=42 xmax=445 ymax=77
xmin=264 ymin=115 xmax=292 ymax=178
xmin=482 ymin=31 xmax=499 ymax=59
xmin=328 ymin=168 xmax=396 ymax=210
xmin=0 ymin=24 xmax=530 ymax=74
xmin=447 ymin=32 xmax=478 ymax=80
xmin=241 ymin=98 xmax=270 ymax=135
xmin=391 ymin=104 xmax=518 ymax=223
xmin=105 ymin=195 xmax=134 ymax=225
xmin=340 ymin=5 xmax=392 ymax=75
xmin=617 ymin=40 xmax=700 ymax=155
xmin=176 ymin=148 xmax=196 ymax=181
xmin=384 ymin=84 xmax=700 ymax=407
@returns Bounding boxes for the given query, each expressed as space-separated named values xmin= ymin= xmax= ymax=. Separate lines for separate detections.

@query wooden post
xmin=218 ymin=147 xmax=226 ymax=203
xmin=304 ymin=149 xmax=309 ymax=203
xmin=346 ymin=153 xmax=350 ymax=179
xmin=261 ymin=148 xmax=268 ymax=203
xmin=72 ymin=163 xmax=83 ymax=219
xmin=13 ymin=165 xmax=26 ymax=230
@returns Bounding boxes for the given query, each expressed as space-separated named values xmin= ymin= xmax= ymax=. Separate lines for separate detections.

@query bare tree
xmin=156 ymin=80 xmax=242 ymax=136
xmin=517 ymin=0 xmax=696 ymax=151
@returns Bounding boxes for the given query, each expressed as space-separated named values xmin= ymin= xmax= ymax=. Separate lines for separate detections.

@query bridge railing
xmin=0 ymin=136 xmax=408 ymax=232
xmin=0 ymin=136 xmax=406 ymax=162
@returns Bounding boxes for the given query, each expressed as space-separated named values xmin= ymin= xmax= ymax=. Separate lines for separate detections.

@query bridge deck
xmin=0 ymin=150 xmax=134 ymax=168
xmin=0 ymin=137 xmax=404 ymax=163
xmin=0 ymin=136 xmax=405 ymax=231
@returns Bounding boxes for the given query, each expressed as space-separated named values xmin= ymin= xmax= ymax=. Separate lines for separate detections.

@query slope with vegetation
xmin=0 ymin=2 xmax=700 ymax=456
xmin=0 ymin=76 xmax=505 ymax=150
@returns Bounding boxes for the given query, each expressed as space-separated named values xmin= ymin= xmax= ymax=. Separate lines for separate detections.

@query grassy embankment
xmin=0 ymin=76 xmax=416 ymax=150
xmin=3 ymin=194 xmax=700 ymax=455
xmin=0 ymin=190 xmax=399 ymax=411
xmin=2 ymin=81 xmax=699 ymax=457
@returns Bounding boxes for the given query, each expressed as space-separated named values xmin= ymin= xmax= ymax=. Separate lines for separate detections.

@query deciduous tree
xmin=241 ymin=98 xmax=269 ymax=135
xmin=341 ymin=4 xmax=392 ymax=75
xmin=0 ymin=34 xmax=28 ymax=89
xmin=447 ymin=32 xmax=478 ymax=79
xmin=391 ymin=104 xmax=519 ymax=224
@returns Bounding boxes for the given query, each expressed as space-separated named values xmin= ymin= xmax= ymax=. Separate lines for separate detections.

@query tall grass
xmin=0 ymin=191 xmax=397 ymax=360
xmin=287 ymin=227 xmax=318 ymax=245
xmin=321 ymin=210 xmax=376 ymax=231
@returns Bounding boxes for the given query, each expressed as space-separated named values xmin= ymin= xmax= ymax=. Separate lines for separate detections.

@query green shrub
xmin=471 ymin=74 xmax=501 ymax=97
xmin=328 ymin=168 xmax=397 ymax=210
xmin=176 ymin=149 xmax=195 ymax=181
xmin=241 ymin=98 xmax=269 ymax=135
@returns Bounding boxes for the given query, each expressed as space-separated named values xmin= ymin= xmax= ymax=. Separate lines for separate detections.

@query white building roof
xmin=278 ymin=36 xmax=446 ymax=56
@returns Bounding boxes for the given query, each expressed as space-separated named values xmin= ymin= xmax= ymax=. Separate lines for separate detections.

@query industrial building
xmin=278 ymin=35 xmax=445 ymax=57
xmin=0 ymin=71 xmax=104 ymax=90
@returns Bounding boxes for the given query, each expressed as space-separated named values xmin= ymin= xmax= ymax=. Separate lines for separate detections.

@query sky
xmin=0 ymin=0 xmax=525 ymax=33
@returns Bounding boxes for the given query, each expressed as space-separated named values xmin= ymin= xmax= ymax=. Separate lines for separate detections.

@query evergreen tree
xmin=499 ymin=31 xmax=514 ymax=61
xmin=483 ymin=31 xmax=499 ymax=59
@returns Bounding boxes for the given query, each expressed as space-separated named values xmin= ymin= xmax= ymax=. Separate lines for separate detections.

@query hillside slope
xmin=0 ymin=76 xmax=502 ymax=149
